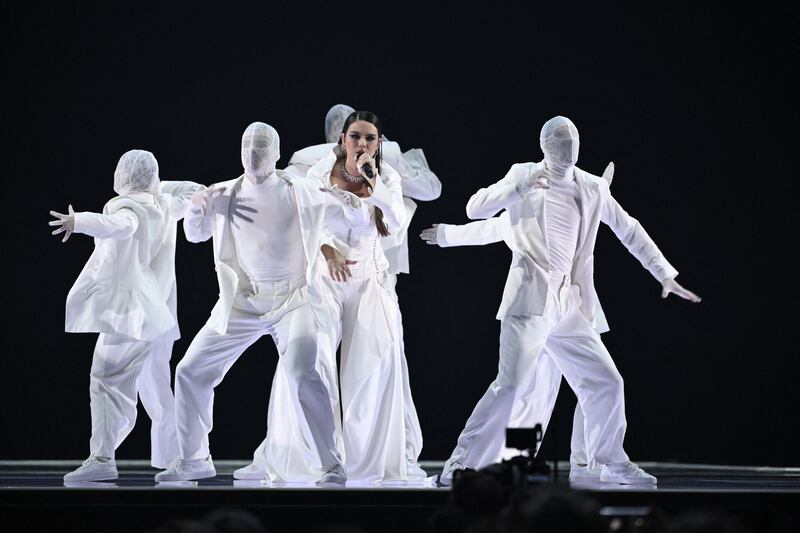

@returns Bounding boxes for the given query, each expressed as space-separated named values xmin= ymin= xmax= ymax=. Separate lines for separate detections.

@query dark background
xmin=2 ymin=3 xmax=797 ymax=466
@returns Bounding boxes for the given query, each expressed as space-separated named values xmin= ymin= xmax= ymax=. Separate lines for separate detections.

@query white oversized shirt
xmin=231 ymin=174 xmax=305 ymax=283
xmin=544 ymin=176 xmax=581 ymax=276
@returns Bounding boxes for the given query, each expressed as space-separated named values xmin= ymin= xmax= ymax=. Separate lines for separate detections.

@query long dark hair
xmin=335 ymin=110 xmax=389 ymax=237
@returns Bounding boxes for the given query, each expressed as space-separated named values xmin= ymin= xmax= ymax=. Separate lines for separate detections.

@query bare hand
xmin=420 ymin=224 xmax=440 ymax=245
xmin=191 ymin=185 xmax=226 ymax=215
xmin=661 ymin=277 xmax=701 ymax=303
xmin=49 ymin=204 xmax=75 ymax=243
xmin=325 ymin=247 xmax=357 ymax=282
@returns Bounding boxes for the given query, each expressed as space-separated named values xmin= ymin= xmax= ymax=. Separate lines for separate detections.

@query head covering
xmin=114 ymin=149 xmax=159 ymax=195
xmin=324 ymin=104 xmax=356 ymax=143
xmin=241 ymin=122 xmax=280 ymax=177
xmin=539 ymin=116 xmax=580 ymax=179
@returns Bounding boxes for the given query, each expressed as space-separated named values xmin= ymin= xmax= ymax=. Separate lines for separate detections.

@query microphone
xmin=357 ymin=151 xmax=375 ymax=179
xmin=362 ymin=162 xmax=374 ymax=179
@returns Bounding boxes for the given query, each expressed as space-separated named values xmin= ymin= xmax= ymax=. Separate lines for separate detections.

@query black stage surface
xmin=2 ymin=460 xmax=799 ymax=532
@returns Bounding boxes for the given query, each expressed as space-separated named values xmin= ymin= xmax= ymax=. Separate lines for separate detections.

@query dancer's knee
xmin=281 ymin=336 xmax=317 ymax=380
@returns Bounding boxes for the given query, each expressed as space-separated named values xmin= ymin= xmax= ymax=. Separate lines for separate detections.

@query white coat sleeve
xmin=285 ymin=162 xmax=313 ymax=178
xmin=436 ymin=217 xmax=505 ymax=248
xmin=160 ymin=180 xmax=206 ymax=220
xmin=601 ymin=188 xmax=679 ymax=283
xmin=397 ymin=148 xmax=442 ymax=201
xmin=364 ymin=168 xmax=406 ymax=230
xmin=465 ymin=164 xmax=529 ymax=219
xmin=73 ymin=209 xmax=139 ymax=240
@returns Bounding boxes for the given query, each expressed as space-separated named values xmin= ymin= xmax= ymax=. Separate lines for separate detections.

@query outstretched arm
xmin=602 ymin=191 xmax=701 ymax=303
xmin=466 ymin=163 xmax=549 ymax=219
xmin=50 ymin=205 xmax=139 ymax=242
xmin=420 ymin=217 xmax=505 ymax=248
xmin=160 ymin=180 xmax=207 ymax=220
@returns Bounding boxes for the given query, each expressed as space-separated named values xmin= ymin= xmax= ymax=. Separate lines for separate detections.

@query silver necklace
xmin=339 ymin=162 xmax=365 ymax=183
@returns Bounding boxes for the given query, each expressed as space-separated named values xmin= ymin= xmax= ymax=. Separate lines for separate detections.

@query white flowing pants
xmin=244 ymin=273 xmax=424 ymax=482
xmin=449 ymin=276 xmax=629 ymax=470
xmin=331 ymin=269 xmax=424 ymax=482
xmin=89 ymin=333 xmax=179 ymax=468
xmin=174 ymin=283 xmax=340 ymax=473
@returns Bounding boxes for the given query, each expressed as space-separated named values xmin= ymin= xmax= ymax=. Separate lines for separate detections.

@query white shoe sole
xmin=600 ymin=476 xmax=657 ymax=485
xmin=64 ymin=471 xmax=118 ymax=482
xmin=156 ymin=470 xmax=216 ymax=482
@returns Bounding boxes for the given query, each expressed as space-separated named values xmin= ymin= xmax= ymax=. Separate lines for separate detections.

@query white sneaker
xmin=438 ymin=458 xmax=466 ymax=487
xmin=63 ymin=456 xmax=118 ymax=482
xmin=600 ymin=461 xmax=657 ymax=485
xmin=155 ymin=456 xmax=216 ymax=482
xmin=233 ymin=462 xmax=265 ymax=480
xmin=317 ymin=463 xmax=347 ymax=485
xmin=569 ymin=463 xmax=602 ymax=483
xmin=406 ymin=460 xmax=428 ymax=480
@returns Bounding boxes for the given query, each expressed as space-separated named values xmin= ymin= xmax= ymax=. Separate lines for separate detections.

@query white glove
xmin=661 ymin=276 xmax=702 ymax=303
xmin=49 ymin=204 xmax=75 ymax=243
xmin=420 ymin=224 xmax=440 ymax=245
xmin=319 ymin=184 xmax=363 ymax=210
xmin=602 ymin=162 xmax=615 ymax=185
xmin=516 ymin=166 xmax=550 ymax=194
xmin=191 ymin=185 xmax=226 ymax=215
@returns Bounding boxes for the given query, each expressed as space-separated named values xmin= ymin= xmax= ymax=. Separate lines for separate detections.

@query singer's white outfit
xmin=240 ymin=143 xmax=439 ymax=481
xmin=66 ymin=181 xmax=201 ymax=468
xmin=438 ymin=161 xmax=677 ymax=470
xmin=258 ymin=152 xmax=423 ymax=483
xmin=174 ymin=171 xmax=342 ymax=480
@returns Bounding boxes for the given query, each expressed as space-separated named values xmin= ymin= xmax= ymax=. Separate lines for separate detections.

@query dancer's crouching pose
xmin=155 ymin=123 xmax=345 ymax=484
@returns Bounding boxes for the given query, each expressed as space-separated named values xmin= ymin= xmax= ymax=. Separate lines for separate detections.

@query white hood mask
xmin=324 ymin=104 xmax=355 ymax=144
xmin=241 ymin=122 xmax=280 ymax=181
xmin=540 ymin=116 xmax=580 ymax=180
xmin=113 ymin=149 xmax=160 ymax=195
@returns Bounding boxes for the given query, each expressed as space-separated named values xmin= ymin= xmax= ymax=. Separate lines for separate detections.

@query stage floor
xmin=2 ymin=459 xmax=799 ymax=491
xmin=3 ymin=461 xmax=799 ymax=532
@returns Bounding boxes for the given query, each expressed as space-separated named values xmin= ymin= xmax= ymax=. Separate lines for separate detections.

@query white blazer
xmin=306 ymin=151 xmax=408 ymax=236
xmin=286 ymin=142 xmax=441 ymax=274
xmin=438 ymin=162 xmax=678 ymax=333
xmin=65 ymin=181 xmax=202 ymax=341
xmin=183 ymin=171 xmax=333 ymax=334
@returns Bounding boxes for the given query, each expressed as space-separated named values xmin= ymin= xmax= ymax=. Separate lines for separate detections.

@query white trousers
xmin=331 ymin=270 xmax=424 ymax=481
xmin=174 ymin=284 xmax=340 ymax=472
xmin=500 ymin=352 xmax=589 ymax=466
xmin=89 ymin=333 xmax=179 ymax=468
xmin=244 ymin=273 xmax=424 ymax=482
xmin=449 ymin=277 xmax=629 ymax=469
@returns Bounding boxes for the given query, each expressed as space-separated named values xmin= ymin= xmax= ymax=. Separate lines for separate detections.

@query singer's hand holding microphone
xmin=355 ymin=150 xmax=377 ymax=192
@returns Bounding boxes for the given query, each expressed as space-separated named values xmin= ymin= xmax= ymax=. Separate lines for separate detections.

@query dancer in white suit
xmin=50 ymin=150 xmax=203 ymax=482
xmin=155 ymin=123 xmax=345 ymax=484
xmin=236 ymin=104 xmax=440 ymax=481
xmin=422 ymin=116 xmax=700 ymax=485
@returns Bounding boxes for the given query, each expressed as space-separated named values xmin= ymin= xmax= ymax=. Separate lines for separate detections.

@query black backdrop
xmin=3 ymin=3 xmax=798 ymax=466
